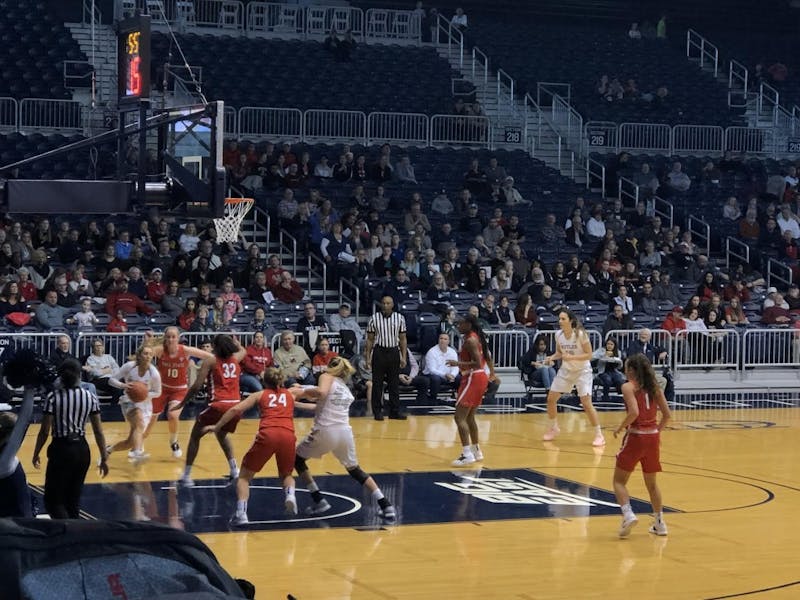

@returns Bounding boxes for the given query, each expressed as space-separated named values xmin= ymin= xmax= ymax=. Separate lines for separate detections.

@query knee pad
xmin=294 ymin=455 xmax=309 ymax=475
xmin=347 ymin=466 xmax=369 ymax=485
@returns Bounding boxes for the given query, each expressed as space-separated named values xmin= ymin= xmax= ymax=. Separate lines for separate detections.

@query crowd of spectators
xmin=4 ymin=135 xmax=800 ymax=405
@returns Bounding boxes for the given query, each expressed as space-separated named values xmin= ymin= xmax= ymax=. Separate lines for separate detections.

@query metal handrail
xmin=435 ymin=12 xmax=463 ymax=67
xmin=759 ymin=82 xmax=780 ymax=124
xmin=251 ymin=205 xmax=271 ymax=256
xmin=472 ymin=47 xmax=489 ymax=88
xmin=307 ymin=251 xmax=328 ymax=313
xmin=728 ymin=59 xmax=748 ymax=97
xmin=686 ymin=29 xmax=719 ymax=78
xmin=725 ymin=236 xmax=750 ymax=270
xmin=585 ymin=156 xmax=606 ymax=197
xmin=653 ymin=195 xmax=674 ymax=229
xmin=82 ymin=0 xmax=102 ymax=24
xmin=496 ymin=68 xmax=516 ymax=113
xmin=766 ymin=257 xmax=793 ymax=289
xmin=278 ymin=228 xmax=298 ymax=277
xmin=687 ymin=215 xmax=711 ymax=258
xmin=617 ymin=176 xmax=640 ymax=208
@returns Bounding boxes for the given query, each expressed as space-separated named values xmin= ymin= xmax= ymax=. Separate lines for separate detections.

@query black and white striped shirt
xmin=367 ymin=311 xmax=407 ymax=348
xmin=43 ymin=387 xmax=100 ymax=439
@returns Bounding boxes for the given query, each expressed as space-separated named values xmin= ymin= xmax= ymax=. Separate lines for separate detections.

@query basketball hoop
xmin=213 ymin=197 xmax=254 ymax=243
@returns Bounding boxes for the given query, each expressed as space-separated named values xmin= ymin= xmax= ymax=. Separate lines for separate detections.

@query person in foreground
xmin=542 ymin=310 xmax=605 ymax=446
xmin=613 ymin=354 xmax=671 ymax=538
xmin=0 ymin=389 xmax=34 ymax=517
xmin=204 ymin=367 xmax=317 ymax=524
xmin=293 ymin=357 xmax=397 ymax=520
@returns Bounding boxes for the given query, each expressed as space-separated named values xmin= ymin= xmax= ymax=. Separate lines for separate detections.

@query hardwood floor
xmin=18 ymin=405 xmax=800 ymax=599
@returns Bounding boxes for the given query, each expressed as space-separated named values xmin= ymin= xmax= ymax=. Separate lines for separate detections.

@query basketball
xmin=127 ymin=381 xmax=150 ymax=403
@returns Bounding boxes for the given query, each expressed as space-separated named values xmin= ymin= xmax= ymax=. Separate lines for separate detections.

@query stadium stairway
xmin=435 ymin=44 xmax=583 ymax=184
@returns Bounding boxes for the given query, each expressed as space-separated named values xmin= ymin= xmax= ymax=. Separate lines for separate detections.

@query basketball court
xmin=16 ymin=394 xmax=800 ymax=599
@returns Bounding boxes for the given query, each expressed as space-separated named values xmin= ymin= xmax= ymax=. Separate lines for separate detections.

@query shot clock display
xmin=117 ymin=15 xmax=151 ymax=104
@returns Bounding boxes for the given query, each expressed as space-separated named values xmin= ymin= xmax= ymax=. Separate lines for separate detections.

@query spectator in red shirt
xmin=723 ymin=278 xmax=752 ymax=303
xmin=106 ymin=309 xmax=129 ymax=332
xmin=762 ymin=294 xmax=793 ymax=325
xmin=311 ymin=338 xmax=338 ymax=379
xmin=661 ymin=305 xmax=686 ymax=334
xmin=106 ymin=278 xmax=155 ymax=316
xmin=273 ymin=271 xmax=304 ymax=304
xmin=239 ymin=331 xmax=274 ymax=393
xmin=16 ymin=267 xmax=38 ymax=301
xmin=178 ymin=299 xmax=197 ymax=331
xmin=264 ymin=254 xmax=286 ymax=290
xmin=146 ymin=268 xmax=167 ymax=304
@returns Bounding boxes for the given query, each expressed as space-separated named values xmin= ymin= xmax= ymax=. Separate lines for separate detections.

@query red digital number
xmin=128 ymin=56 xmax=141 ymax=96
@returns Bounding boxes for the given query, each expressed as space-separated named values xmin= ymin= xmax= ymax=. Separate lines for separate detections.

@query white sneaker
xmin=305 ymin=498 xmax=331 ymax=515
xmin=128 ymin=450 xmax=149 ymax=463
xmin=649 ymin=520 xmax=668 ymax=536
xmin=230 ymin=468 xmax=240 ymax=480
xmin=170 ymin=442 xmax=182 ymax=458
xmin=230 ymin=511 xmax=249 ymax=526
xmin=284 ymin=495 xmax=298 ymax=515
xmin=542 ymin=424 xmax=560 ymax=441
xmin=178 ymin=476 xmax=195 ymax=488
xmin=618 ymin=515 xmax=639 ymax=538
xmin=380 ymin=505 xmax=397 ymax=520
xmin=473 ymin=448 xmax=484 ymax=461
xmin=592 ymin=433 xmax=606 ymax=447
xmin=452 ymin=453 xmax=476 ymax=467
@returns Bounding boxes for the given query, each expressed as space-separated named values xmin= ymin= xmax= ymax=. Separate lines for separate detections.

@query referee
xmin=32 ymin=358 xmax=108 ymax=519
xmin=365 ymin=295 xmax=408 ymax=420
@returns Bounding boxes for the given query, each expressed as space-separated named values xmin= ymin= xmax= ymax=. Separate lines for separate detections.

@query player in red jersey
xmin=144 ymin=327 xmax=213 ymax=458
xmin=204 ymin=367 xmax=317 ymax=525
xmin=613 ymin=353 xmax=672 ymax=538
xmin=172 ymin=334 xmax=246 ymax=486
xmin=447 ymin=314 xmax=493 ymax=467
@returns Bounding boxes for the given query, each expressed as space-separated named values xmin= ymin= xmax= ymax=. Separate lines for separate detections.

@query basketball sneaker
xmin=649 ymin=520 xmax=668 ymax=536
xmin=178 ymin=476 xmax=195 ymax=488
xmin=230 ymin=511 xmax=249 ymax=526
xmin=379 ymin=505 xmax=397 ymax=521
xmin=618 ymin=514 xmax=638 ymax=538
xmin=170 ymin=442 xmax=182 ymax=458
xmin=306 ymin=499 xmax=331 ymax=515
xmin=473 ymin=448 xmax=484 ymax=461
xmin=128 ymin=450 xmax=149 ymax=463
xmin=285 ymin=495 xmax=298 ymax=516
xmin=452 ymin=453 xmax=476 ymax=467
xmin=542 ymin=424 xmax=560 ymax=441
xmin=592 ymin=433 xmax=606 ymax=447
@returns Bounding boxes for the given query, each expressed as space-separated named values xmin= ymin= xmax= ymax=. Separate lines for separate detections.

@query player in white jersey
xmin=542 ymin=310 xmax=605 ymax=447
xmin=292 ymin=357 xmax=396 ymax=520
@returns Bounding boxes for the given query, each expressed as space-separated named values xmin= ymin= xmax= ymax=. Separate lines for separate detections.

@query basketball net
xmin=214 ymin=198 xmax=254 ymax=243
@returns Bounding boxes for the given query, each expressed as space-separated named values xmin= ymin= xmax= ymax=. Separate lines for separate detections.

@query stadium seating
xmin=0 ymin=132 xmax=114 ymax=179
xmin=0 ymin=0 xmax=87 ymax=99
xmin=463 ymin=20 xmax=743 ymax=127
xmin=706 ymin=30 xmax=800 ymax=110
xmin=150 ymin=33 xmax=459 ymax=115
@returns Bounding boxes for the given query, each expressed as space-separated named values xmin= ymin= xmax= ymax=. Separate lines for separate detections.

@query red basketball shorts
xmin=242 ymin=428 xmax=297 ymax=476
xmin=152 ymin=388 xmax=186 ymax=414
xmin=456 ymin=370 xmax=489 ymax=408
xmin=198 ymin=400 xmax=241 ymax=433
xmin=616 ymin=432 xmax=662 ymax=473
